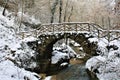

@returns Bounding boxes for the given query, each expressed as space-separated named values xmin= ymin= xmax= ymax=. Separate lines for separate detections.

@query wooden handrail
xmin=17 ymin=22 xmax=120 ymax=41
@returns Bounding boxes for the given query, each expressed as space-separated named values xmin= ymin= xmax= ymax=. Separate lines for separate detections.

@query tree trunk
xmin=63 ymin=0 xmax=68 ymax=22
xmin=50 ymin=0 xmax=59 ymax=23
xmin=68 ymin=6 xmax=73 ymax=22
xmin=107 ymin=16 xmax=111 ymax=42
xmin=2 ymin=0 xmax=8 ymax=16
xmin=101 ymin=16 xmax=104 ymax=28
xmin=59 ymin=0 xmax=62 ymax=23
xmin=19 ymin=0 xmax=24 ymax=31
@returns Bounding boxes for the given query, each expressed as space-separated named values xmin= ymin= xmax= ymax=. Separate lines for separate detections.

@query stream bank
xmin=41 ymin=58 xmax=99 ymax=80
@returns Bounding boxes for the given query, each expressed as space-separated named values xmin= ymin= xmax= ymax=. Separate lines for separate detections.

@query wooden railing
xmin=17 ymin=22 xmax=120 ymax=41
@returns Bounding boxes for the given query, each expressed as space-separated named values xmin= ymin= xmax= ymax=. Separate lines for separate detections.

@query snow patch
xmin=0 ymin=8 xmax=40 ymax=80
xmin=52 ymin=50 xmax=69 ymax=64
xmin=22 ymin=36 xmax=38 ymax=42
xmin=88 ymin=38 xmax=98 ymax=43
xmin=0 ymin=60 xmax=40 ymax=80
xmin=44 ymin=76 xmax=52 ymax=80
xmin=86 ymin=39 xmax=120 ymax=80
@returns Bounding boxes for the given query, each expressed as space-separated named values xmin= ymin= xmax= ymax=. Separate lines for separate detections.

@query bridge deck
xmin=17 ymin=22 xmax=120 ymax=41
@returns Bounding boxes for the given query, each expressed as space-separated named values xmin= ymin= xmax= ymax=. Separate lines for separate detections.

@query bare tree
xmin=50 ymin=0 xmax=59 ymax=23
xmin=68 ymin=6 xmax=73 ymax=22
xmin=2 ymin=0 xmax=8 ymax=16
xmin=18 ymin=0 xmax=24 ymax=31
xmin=59 ymin=0 xmax=62 ymax=23
xmin=63 ymin=0 xmax=68 ymax=22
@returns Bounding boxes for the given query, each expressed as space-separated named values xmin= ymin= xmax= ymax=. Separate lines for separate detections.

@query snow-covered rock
xmin=52 ymin=50 xmax=69 ymax=64
xmin=86 ymin=38 xmax=120 ymax=80
xmin=0 ymin=7 xmax=41 ymax=80
xmin=0 ymin=60 xmax=40 ymax=80
xmin=52 ymin=43 xmax=77 ymax=64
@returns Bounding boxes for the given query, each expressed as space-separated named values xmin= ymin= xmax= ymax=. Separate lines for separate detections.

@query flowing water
xmin=56 ymin=64 xmax=90 ymax=80
xmin=49 ymin=59 xmax=99 ymax=80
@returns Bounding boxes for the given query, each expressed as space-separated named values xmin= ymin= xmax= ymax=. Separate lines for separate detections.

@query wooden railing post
xmin=52 ymin=24 xmax=54 ymax=34
xmin=64 ymin=23 xmax=66 ymax=33
xmin=88 ymin=24 xmax=91 ymax=32
xmin=116 ymin=32 xmax=119 ymax=38
xmin=98 ymin=30 xmax=100 ymax=38
xmin=76 ymin=24 xmax=78 ymax=32
xmin=108 ymin=31 xmax=110 ymax=42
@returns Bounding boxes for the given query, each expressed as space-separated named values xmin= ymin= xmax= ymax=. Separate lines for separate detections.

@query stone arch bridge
xmin=27 ymin=22 xmax=120 ymax=58
xmin=22 ymin=22 xmax=120 ymax=73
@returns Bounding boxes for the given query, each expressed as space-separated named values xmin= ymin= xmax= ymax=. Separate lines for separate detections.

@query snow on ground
xmin=86 ymin=38 xmax=120 ymax=80
xmin=52 ymin=43 xmax=77 ymax=64
xmin=0 ymin=60 xmax=40 ymax=80
xmin=0 ymin=7 xmax=40 ymax=80
xmin=52 ymin=50 xmax=69 ymax=64
xmin=74 ymin=42 xmax=80 ymax=47
xmin=60 ymin=62 xmax=68 ymax=66
xmin=44 ymin=76 xmax=52 ymax=80
xmin=22 ymin=36 xmax=38 ymax=42
xmin=88 ymin=37 xmax=98 ymax=43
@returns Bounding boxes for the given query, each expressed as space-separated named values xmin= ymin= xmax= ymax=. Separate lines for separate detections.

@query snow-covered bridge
xmin=28 ymin=22 xmax=103 ymax=58
xmin=24 ymin=22 xmax=120 ymax=73
xmin=21 ymin=22 xmax=120 ymax=58
xmin=21 ymin=22 xmax=120 ymax=41
xmin=26 ymin=22 xmax=120 ymax=60
xmin=27 ymin=30 xmax=99 ymax=73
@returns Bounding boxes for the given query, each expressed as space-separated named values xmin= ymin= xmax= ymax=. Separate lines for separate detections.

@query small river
xmin=49 ymin=59 xmax=99 ymax=80
xmin=56 ymin=64 xmax=89 ymax=80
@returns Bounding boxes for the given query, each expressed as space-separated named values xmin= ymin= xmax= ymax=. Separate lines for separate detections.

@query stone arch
xmin=36 ymin=32 xmax=97 ymax=61
xmin=27 ymin=32 xmax=98 ymax=73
